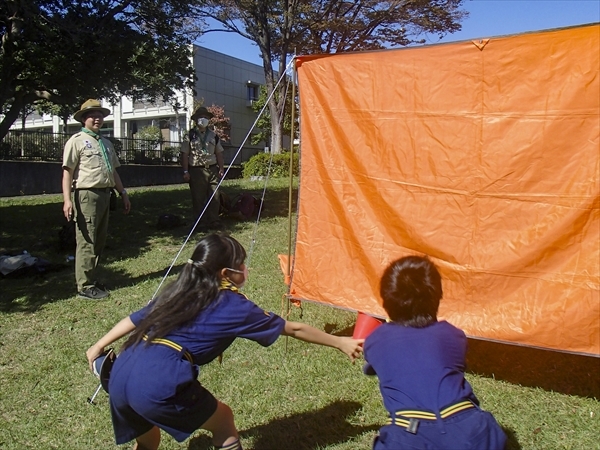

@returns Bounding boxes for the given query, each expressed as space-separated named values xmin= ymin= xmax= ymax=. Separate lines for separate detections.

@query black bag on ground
xmin=58 ymin=220 xmax=76 ymax=251
xmin=156 ymin=214 xmax=184 ymax=230
xmin=231 ymin=193 xmax=262 ymax=219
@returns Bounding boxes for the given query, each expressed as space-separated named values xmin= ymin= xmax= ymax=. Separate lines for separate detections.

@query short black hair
xmin=379 ymin=255 xmax=442 ymax=327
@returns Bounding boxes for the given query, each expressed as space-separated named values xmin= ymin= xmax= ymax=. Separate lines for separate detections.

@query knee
xmin=134 ymin=425 xmax=160 ymax=450
xmin=202 ymin=401 xmax=238 ymax=446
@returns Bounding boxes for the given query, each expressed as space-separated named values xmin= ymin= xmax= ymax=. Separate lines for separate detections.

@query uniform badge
xmin=84 ymin=140 xmax=93 ymax=149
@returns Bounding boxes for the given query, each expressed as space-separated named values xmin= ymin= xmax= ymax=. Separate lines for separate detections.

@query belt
xmin=190 ymin=164 xmax=217 ymax=169
xmin=387 ymin=400 xmax=475 ymax=434
xmin=142 ymin=335 xmax=193 ymax=364
xmin=75 ymin=187 xmax=111 ymax=192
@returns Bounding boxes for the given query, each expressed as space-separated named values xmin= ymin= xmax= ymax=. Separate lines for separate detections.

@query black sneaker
xmin=78 ymin=286 xmax=109 ymax=300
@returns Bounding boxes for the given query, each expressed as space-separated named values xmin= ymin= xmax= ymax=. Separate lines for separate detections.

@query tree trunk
xmin=0 ymin=100 xmax=23 ymax=141
xmin=258 ymin=32 xmax=287 ymax=154
xmin=269 ymin=99 xmax=283 ymax=154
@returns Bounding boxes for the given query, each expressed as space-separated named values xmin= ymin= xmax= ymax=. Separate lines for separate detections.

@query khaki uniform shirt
xmin=62 ymin=131 xmax=120 ymax=189
xmin=181 ymin=127 xmax=224 ymax=168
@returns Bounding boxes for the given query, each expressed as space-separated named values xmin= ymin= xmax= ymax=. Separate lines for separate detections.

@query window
xmin=246 ymin=81 xmax=260 ymax=107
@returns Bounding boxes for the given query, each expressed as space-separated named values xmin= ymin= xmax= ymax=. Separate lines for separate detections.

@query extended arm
xmin=86 ymin=317 xmax=136 ymax=371
xmin=282 ymin=321 xmax=364 ymax=361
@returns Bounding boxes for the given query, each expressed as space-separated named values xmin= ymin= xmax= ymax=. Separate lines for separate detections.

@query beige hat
xmin=191 ymin=105 xmax=214 ymax=121
xmin=73 ymin=99 xmax=111 ymax=123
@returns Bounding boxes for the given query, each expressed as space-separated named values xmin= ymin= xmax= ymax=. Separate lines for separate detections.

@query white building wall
xmin=8 ymin=46 xmax=267 ymax=162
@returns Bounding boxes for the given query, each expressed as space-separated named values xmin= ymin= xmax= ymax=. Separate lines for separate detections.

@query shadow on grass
xmin=0 ymin=183 xmax=297 ymax=313
xmin=503 ymin=426 xmax=522 ymax=450
xmin=466 ymin=338 xmax=600 ymax=399
xmin=188 ymin=400 xmax=378 ymax=450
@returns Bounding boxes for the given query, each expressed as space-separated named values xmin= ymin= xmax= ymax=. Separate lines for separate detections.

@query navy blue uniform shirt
xmin=130 ymin=287 xmax=286 ymax=365
xmin=364 ymin=320 xmax=477 ymax=413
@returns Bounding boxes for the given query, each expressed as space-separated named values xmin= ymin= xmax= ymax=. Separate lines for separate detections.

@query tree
xmin=206 ymin=104 xmax=231 ymax=143
xmin=251 ymin=84 xmax=297 ymax=148
xmin=0 ymin=0 xmax=205 ymax=140
xmin=190 ymin=99 xmax=232 ymax=142
xmin=195 ymin=0 xmax=467 ymax=153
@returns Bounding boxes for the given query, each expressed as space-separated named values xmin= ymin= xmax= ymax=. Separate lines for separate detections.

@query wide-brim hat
xmin=73 ymin=99 xmax=111 ymax=123
xmin=92 ymin=348 xmax=116 ymax=393
xmin=191 ymin=105 xmax=214 ymax=121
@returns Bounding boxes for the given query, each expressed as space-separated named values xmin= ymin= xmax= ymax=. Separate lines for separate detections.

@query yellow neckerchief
xmin=219 ymin=278 xmax=238 ymax=292
xmin=216 ymin=278 xmax=241 ymax=365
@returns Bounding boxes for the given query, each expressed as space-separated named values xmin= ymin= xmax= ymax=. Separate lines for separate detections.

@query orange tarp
xmin=292 ymin=24 xmax=600 ymax=356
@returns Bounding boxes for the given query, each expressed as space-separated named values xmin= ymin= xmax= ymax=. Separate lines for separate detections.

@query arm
xmin=181 ymin=150 xmax=190 ymax=182
xmin=86 ymin=316 xmax=136 ymax=372
xmin=215 ymin=138 xmax=225 ymax=177
xmin=216 ymin=151 xmax=224 ymax=178
xmin=62 ymin=167 xmax=74 ymax=221
xmin=282 ymin=321 xmax=364 ymax=361
xmin=113 ymin=171 xmax=131 ymax=214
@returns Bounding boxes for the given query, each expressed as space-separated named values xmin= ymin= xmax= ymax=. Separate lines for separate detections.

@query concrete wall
xmin=0 ymin=161 xmax=242 ymax=197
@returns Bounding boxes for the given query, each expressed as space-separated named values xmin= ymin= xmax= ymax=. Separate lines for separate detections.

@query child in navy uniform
xmin=364 ymin=255 xmax=506 ymax=450
xmin=87 ymin=233 xmax=364 ymax=450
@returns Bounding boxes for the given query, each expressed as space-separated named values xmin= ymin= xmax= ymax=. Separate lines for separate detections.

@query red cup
xmin=352 ymin=312 xmax=384 ymax=339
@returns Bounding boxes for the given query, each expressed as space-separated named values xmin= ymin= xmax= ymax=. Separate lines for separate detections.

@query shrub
xmin=162 ymin=146 xmax=181 ymax=163
xmin=0 ymin=141 xmax=17 ymax=160
xmin=136 ymin=125 xmax=162 ymax=143
xmin=242 ymin=151 xmax=299 ymax=178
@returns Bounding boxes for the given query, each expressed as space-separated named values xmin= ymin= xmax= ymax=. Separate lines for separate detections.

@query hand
xmin=337 ymin=337 xmax=364 ymax=362
xmin=218 ymin=168 xmax=224 ymax=178
xmin=86 ymin=344 xmax=105 ymax=373
xmin=183 ymin=172 xmax=190 ymax=182
xmin=122 ymin=194 xmax=131 ymax=214
xmin=63 ymin=200 xmax=73 ymax=221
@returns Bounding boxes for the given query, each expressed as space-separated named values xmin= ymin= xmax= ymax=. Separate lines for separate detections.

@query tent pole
xmin=284 ymin=56 xmax=298 ymax=351
xmin=287 ymin=57 xmax=297 ymax=290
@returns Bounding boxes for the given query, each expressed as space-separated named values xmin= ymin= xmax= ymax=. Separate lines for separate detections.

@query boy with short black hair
xmin=364 ymin=255 xmax=507 ymax=449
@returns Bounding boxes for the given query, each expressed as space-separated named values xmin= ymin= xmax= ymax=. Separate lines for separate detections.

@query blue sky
xmin=197 ymin=0 xmax=600 ymax=65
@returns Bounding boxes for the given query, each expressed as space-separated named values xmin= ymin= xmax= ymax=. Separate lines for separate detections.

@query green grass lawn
xmin=0 ymin=179 xmax=598 ymax=449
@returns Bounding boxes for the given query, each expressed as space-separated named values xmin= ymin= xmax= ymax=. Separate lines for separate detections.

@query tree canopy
xmin=0 ymin=0 xmax=203 ymax=139
xmin=196 ymin=0 xmax=467 ymax=153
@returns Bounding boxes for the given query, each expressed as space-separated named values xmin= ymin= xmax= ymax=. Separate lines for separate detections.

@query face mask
xmin=226 ymin=265 xmax=248 ymax=288
xmin=197 ymin=117 xmax=209 ymax=128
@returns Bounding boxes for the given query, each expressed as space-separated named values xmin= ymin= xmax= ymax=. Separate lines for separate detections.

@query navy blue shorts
xmin=108 ymin=345 xmax=218 ymax=444
xmin=373 ymin=408 xmax=506 ymax=450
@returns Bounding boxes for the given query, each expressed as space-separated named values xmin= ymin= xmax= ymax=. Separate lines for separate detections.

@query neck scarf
xmin=81 ymin=128 xmax=112 ymax=173
xmin=219 ymin=278 xmax=238 ymax=292
xmin=197 ymin=126 xmax=208 ymax=151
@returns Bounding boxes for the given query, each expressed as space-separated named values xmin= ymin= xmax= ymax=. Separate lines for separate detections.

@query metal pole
xmin=87 ymin=383 xmax=103 ymax=405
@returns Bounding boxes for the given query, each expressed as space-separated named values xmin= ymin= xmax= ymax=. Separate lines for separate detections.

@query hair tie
xmin=187 ymin=259 xmax=194 ymax=264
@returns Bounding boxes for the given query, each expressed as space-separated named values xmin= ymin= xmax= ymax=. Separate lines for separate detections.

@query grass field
xmin=0 ymin=179 xmax=598 ymax=449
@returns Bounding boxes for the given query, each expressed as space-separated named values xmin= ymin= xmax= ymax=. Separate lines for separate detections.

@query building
xmin=9 ymin=45 xmax=267 ymax=164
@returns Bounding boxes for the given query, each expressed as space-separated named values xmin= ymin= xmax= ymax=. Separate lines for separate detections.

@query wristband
xmin=183 ymin=170 xmax=189 ymax=174
xmin=120 ymin=189 xmax=127 ymax=197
